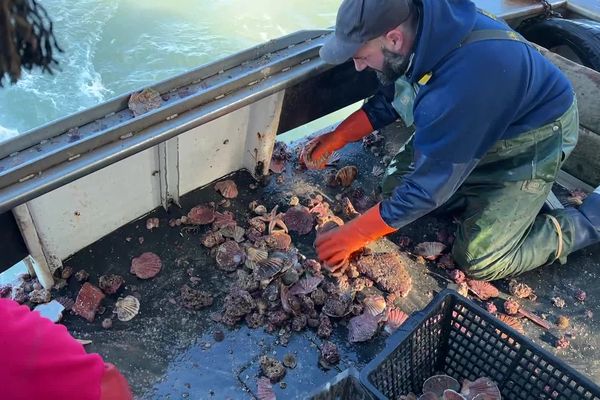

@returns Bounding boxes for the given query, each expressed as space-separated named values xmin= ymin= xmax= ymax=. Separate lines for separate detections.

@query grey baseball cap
xmin=320 ymin=0 xmax=413 ymax=65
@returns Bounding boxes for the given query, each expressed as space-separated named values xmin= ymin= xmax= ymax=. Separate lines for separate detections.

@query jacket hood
xmin=408 ymin=0 xmax=477 ymax=82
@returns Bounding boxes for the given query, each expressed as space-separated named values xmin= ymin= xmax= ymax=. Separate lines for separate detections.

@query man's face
xmin=352 ymin=34 xmax=412 ymax=85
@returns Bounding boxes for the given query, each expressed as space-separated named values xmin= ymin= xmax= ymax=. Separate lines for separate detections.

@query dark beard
xmin=375 ymin=48 xmax=411 ymax=85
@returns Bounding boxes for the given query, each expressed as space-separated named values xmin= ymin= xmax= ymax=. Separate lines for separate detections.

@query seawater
xmin=0 ymin=0 xmax=349 ymax=141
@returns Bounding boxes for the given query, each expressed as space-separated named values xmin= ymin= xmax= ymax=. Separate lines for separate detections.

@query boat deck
xmin=58 ymin=122 xmax=600 ymax=399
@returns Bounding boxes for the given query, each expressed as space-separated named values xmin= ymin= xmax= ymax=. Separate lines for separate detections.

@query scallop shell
xmin=212 ymin=211 xmax=236 ymax=230
xmin=214 ymin=180 xmax=238 ymax=199
xmin=220 ymin=224 xmax=245 ymax=242
xmin=248 ymin=216 xmax=267 ymax=233
xmin=363 ymin=295 xmax=387 ymax=317
xmin=268 ymin=231 xmax=292 ymax=251
xmin=497 ymin=313 xmax=525 ymax=334
xmin=443 ymin=390 xmax=467 ymax=400
xmin=283 ymin=206 xmax=314 ymax=235
xmin=187 ymin=205 xmax=215 ymax=225
xmin=114 ymin=295 xmax=140 ymax=321
xmin=254 ymin=258 xmax=285 ymax=280
xmin=460 ymin=377 xmax=501 ymax=400
xmin=335 ymin=166 xmax=358 ymax=187
xmin=348 ymin=312 xmax=379 ymax=342
xmin=423 ymin=375 xmax=460 ymax=396
xmin=245 ymin=247 xmax=269 ymax=270
xmin=254 ymin=205 xmax=268 ymax=216
xmin=257 ymin=377 xmax=276 ymax=400
xmin=279 ymin=284 xmax=293 ymax=314
xmin=130 ymin=252 xmax=162 ymax=279
xmin=288 ymin=275 xmax=324 ymax=296
xmin=128 ymin=88 xmax=164 ymax=116
xmin=201 ymin=231 xmax=225 ymax=248
xmin=414 ymin=241 xmax=446 ymax=261
xmin=384 ymin=308 xmax=409 ymax=334
xmin=467 ymin=279 xmax=499 ymax=301
xmin=215 ymin=241 xmax=245 ymax=271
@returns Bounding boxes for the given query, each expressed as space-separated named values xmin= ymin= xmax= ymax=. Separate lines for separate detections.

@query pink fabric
xmin=0 ymin=298 xmax=105 ymax=400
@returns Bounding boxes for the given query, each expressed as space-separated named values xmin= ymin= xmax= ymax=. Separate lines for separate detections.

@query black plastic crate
xmin=360 ymin=289 xmax=600 ymax=400
xmin=308 ymin=368 xmax=374 ymax=400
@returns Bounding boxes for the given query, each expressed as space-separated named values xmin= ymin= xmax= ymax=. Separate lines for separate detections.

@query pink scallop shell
xmin=348 ymin=312 xmax=379 ymax=343
xmin=130 ymin=252 xmax=162 ymax=279
xmin=283 ymin=206 xmax=314 ymax=235
xmin=215 ymin=241 xmax=245 ymax=271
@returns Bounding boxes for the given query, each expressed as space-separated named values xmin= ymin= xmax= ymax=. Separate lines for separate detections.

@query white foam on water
xmin=0 ymin=124 xmax=19 ymax=143
xmin=0 ymin=0 xmax=118 ymax=132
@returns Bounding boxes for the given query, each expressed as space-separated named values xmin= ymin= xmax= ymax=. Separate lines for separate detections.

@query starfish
xmin=258 ymin=205 xmax=288 ymax=235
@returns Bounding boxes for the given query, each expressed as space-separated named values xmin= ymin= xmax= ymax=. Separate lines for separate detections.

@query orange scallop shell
xmin=467 ymin=279 xmax=499 ymax=301
xmin=214 ymin=180 xmax=238 ymax=199
xmin=496 ymin=313 xmax=525 ymax=334
xmin=363 ymin=295 xmax=387 ymax=317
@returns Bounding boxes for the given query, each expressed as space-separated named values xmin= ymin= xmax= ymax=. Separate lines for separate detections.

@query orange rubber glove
xmin=315 ymin=203 xmax=396 ymax=272
xmin=301 ymin=109 xmax=374 ymax=169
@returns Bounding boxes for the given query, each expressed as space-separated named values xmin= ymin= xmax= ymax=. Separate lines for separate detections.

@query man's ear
xmin=384 ymin=29 xmax=404 ymax=52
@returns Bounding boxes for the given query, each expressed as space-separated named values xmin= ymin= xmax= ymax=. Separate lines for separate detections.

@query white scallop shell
xmin=245 ymin=247 xmax=269 ymax=270
xmin=114 ymin=295 xmax=140 ymax=322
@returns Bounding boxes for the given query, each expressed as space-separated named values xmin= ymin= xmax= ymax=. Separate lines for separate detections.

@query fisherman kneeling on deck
xmin=303 ymin=0 xmax=600 ymax=281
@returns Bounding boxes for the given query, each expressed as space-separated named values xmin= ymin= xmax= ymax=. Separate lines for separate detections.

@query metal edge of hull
xmin=0 ymin=58 xmax=330 ymax=213
xmin=0 ymin=29 xmax=330 ymax=160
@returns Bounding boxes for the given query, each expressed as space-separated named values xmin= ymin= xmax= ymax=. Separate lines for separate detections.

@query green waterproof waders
xmin=381 ymin=99 xmax=580 ymax=281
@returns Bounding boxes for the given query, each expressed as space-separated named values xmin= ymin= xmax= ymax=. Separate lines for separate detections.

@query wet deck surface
xmin=57 ymin=122 xmax=600 ymax=399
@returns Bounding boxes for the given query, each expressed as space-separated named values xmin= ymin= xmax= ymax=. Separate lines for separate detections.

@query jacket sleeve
xmin=361 ymin=84 xmax=400 ymax=130
xmin=379 ymin=151 xmax=479 ymax=229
